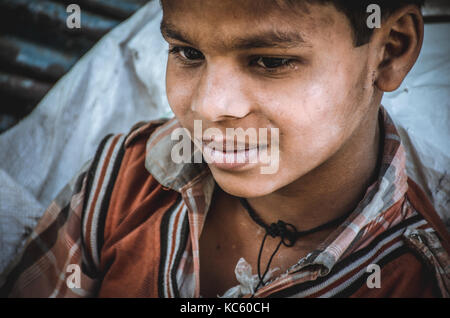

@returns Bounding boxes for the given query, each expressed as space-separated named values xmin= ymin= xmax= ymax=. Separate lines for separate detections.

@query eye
xmin=254 ymin=57 xmax=291 ymax=69
xmin=169 ymin=46 xmax=204 ymax=61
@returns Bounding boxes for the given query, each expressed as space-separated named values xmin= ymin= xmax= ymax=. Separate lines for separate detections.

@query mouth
xmin=201 ymin=139 xmax=268 ymax=171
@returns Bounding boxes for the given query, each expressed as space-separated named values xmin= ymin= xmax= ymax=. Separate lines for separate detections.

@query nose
xmin=191 ymin=59 xmax=252 ymax=122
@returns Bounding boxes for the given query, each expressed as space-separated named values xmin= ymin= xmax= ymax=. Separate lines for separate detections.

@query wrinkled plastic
xmin=219 ymin=257 xmax=279 ymax=298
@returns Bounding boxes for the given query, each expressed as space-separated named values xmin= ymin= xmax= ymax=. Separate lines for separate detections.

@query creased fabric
xmin=2 ymin=108 xmax=449 ymax=298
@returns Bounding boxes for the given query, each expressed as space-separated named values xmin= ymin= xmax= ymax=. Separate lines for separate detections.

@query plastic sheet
xmin=219 ymin=257 xmax=279 ymax=298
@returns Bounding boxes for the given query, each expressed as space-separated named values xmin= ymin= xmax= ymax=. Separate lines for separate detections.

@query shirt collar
xmin=145 ymin=117 xmax=212 ymax=192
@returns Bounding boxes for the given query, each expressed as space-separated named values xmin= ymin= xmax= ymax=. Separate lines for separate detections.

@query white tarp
xmin=382 ymin=24 xmax=450 ymax=228
xmin=0 ymin=1 xmax=449 ymax=273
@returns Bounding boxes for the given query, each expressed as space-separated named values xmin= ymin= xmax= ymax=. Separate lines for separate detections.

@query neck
xmin=246 ymin=108 xmax=382 ymax=233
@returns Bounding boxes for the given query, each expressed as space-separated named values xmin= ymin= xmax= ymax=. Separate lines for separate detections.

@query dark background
xmin=0 ymin=0 xmax=151 ymax=133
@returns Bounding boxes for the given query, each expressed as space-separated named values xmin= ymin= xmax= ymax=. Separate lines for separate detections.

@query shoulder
xmin=81 ymin=119 xmax=181 ymax=272
xmin=338 ymin=179 xmax=450 ymax=298
xmin=351 ymin=248 xmax=442 ymax=297
xmin=343 ymin=206 xmax=448 ymax=298
xmin=405 ymin=178 xmax=450 ymax=253
xmin=399 ymin=178 xmax=450 ymax=297
xmin=0 ymin=119 xmax=178 ymax=297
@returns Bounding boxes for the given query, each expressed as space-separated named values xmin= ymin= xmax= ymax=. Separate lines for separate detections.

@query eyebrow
xmin=233 ymin=31 xmax=307 ymax=50
xmin=160 ymin=21 xmax=309 ymax=50
xmin=160 ymin=21 xmax=195 ymax=45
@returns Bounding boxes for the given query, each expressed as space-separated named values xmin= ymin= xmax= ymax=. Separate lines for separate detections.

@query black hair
xmin=160 ymin=0 xmax=425 ymax=47
xmin=291 ymin=0 xmax=425 ymax=46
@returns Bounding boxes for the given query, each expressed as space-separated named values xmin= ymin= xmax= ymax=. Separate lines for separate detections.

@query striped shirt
xmin=1 ymin=109 xmax=449 ymax=298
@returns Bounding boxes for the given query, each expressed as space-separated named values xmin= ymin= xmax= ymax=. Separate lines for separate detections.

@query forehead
xmin=162 ymin=0 xmax=311 ymax=19
xmin=161 ymin=0 xmax=345 ymax=49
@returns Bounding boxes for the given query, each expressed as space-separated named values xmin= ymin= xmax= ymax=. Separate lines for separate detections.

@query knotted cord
xmin=239 ymin=198 xmax=349 ymax=295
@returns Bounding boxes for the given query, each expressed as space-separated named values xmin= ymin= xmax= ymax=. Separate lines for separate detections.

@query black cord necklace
xmin=239 ymin=198 xmax=349 ymax=295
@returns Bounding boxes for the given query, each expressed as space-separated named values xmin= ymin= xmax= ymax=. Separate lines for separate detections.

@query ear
xmin=373 ymin=5 xmax=424 ymax=92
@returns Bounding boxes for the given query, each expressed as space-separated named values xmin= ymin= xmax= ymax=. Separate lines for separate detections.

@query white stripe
xmin=69 ymin=285 xmax=90 ymax=297
xmin=177 ymin=242 xmax=195 ymax=298
xmin=163 ymin=200 xmax=186 ymax=297
xmin=89 ymin=135 xmax=125 ymax=268
xmin=49 ymin=239 xmax=86 ymax=298
xmin=347 ymin=222 xmax=361 ymax=234
xmin=172 ymin=203 xmax=188 ymax=296
xmin=288 ymin=219 xmax=427 ymax=298
xmin=385 ymin=133 xmax=401 ymax=142
xmin=186 ymin=188 xmax=200 ymax=241
xmin=185 ymin=188 xmax=202 ymax=296
xmin=319 ymin=240 xmax=403 ymax=297
xmin=82 ymin=136 xmax=114 ymax=258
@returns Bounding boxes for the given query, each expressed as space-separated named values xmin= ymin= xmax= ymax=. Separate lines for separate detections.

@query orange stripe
xmin=256 ymin=235 xmax=403 ymax=298
xmin=307 ymin=236 xmax=403 ymax=298
xmin=84 ymin=135 xmax=122 ymax=263
xmin=124 ymin=119 xmax=168 ymax=148
xmin=165 ymin=203 xmax=184 ymax=297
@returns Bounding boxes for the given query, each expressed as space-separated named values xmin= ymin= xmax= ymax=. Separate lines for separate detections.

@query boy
xmin=1 ymin=0 xmax=449 ymax=298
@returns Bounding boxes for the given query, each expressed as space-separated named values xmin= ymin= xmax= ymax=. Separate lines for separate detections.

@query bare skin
xmin=160 ymin=0 xmax=423 ymax=297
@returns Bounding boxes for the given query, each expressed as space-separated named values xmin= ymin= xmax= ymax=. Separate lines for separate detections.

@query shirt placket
xmin=180 ymin=172 xmax=215 ymax=298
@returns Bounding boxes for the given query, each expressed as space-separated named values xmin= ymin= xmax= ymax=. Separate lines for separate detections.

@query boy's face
xmin=161 ymin=0 xmax=381 ymax=198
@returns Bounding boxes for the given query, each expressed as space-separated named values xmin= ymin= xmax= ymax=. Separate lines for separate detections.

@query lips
xmin=202 ymin=139 xmax=260 ymax=152
xmin=201 ymin=138 xmax=268 ymax=170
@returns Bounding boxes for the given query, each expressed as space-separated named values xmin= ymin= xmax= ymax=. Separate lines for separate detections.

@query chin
xmin=210 ymin=168 xmax=285 ymax=199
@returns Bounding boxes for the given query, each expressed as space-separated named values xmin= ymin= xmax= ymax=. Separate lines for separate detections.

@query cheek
xmin=262 ymin=74 xmax=351 ymax=134
xmin=256 ymin=58 xmax=368 ymax=165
